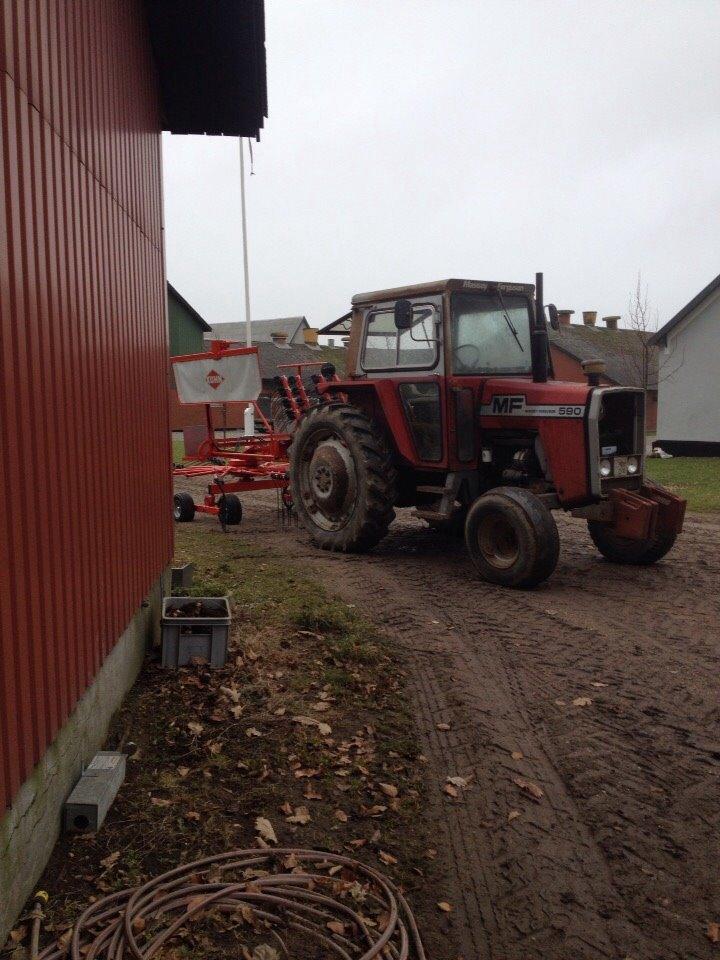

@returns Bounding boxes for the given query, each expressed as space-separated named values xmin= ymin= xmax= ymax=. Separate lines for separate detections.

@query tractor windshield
xmin=451 ymin=292 xmax=533 ymax=375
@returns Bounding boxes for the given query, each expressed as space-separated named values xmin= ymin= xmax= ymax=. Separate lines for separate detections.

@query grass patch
xmin=171 ymin=436 xmax=184 ymax=463
xmin=646 ymin=457 xmax=720 ymax=513
xmin=19 ymin=526 xmax=449 ymax=957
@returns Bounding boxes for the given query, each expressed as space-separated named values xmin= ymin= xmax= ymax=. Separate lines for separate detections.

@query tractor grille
xmin=588 ymin=388 xmax=645 ymax=497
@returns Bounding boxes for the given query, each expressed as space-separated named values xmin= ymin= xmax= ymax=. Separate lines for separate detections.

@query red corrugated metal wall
xmin=0 ymin=1 xmax=172 ymax=812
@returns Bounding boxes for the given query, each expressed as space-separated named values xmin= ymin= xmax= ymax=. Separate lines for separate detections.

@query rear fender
xmin=320 ymin=379 xmax=427 ymax=466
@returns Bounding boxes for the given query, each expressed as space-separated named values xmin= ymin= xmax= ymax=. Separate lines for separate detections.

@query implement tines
xmin=38 ymin=848 xmax=425 ymax=959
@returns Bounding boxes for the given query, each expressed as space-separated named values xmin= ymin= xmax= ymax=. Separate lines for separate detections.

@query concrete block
xmin=63 ymin=753 xmax=126 ymax=833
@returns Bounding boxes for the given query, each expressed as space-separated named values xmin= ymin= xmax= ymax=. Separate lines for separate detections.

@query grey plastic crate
xmin=161 ymin=596 xmax=231 ymax=669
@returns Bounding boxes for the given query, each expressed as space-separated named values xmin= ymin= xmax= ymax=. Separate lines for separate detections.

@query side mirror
xmin=394 ymin=299 xmax=413 ymax=330
xmin=547 ymin=303 xmax=560 ymax=331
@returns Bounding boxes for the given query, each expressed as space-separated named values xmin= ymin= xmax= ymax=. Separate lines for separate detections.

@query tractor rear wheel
xmin=290 ymin=403 xmax=397 ymax=552
xmin=465 ymin=487 xmax=559 ymax=588
xmin=587 ymin=521 xmax=676 ymax=564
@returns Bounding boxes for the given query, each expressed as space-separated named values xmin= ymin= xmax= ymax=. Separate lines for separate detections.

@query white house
xmin=649 ymin=273 xmax=720 ymax=456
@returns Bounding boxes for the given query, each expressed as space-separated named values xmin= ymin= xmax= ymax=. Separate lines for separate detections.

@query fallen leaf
xmin=327 ymin=920 xmax=345 ymax=935
xmin=292 ymin=715 xmax=332 ymax=737
xmin=286 ymin=805 xmax=311 ymax=825
xmin=379 ymin=783 xmax=398 ymax=798
xmin=436 ymin=722 xmax=451 ymax=731
xmin=245 ymin=727 xmax=263 ymax=738
xmin=100 ymin=850 xmax=120 ymax=870
xmin=572 ymin=696 xmax=593 ymax=707
xmin=252 ymin=946 xmax=279 ymax=960
xmin=443 ymin=783 xmax=458 ymax=798
xmin=151 ymin=797 xmax=171 ymax=808
xmin=507 ymin=809 xmax=521 ymax=823
xmin=185 ymin=811 xmax=201 ymax=822
xmin=334 ymin=809 xmax=349 ymax=822
xmin=187 ymin=721 xmax=204 ymax=736
xmin=513 ymin=777 xmax=544 ymax=802
xmin=446 ymin=776 xmax=470 ymax=789
xmin=554 ymin=699 xmax=566 ymax=706
xmin=511 ymin=751 xmax=524 ymax=761
xmin=437 ymin=901 xmax=453 ymax=913
xmin=177 ymin=766 xmax=190 ymax=778
xmin=591 ymin=682 xmax=608 ymax=688
xmin=312 ymin=701 xmax=331 ymax=712
xmin=255 ymin=817 xmax=278 ymax=844
xmin=708 ymin=922 xmax=720 ymax=944
xmin=378 ymin=850 xmax=397 ymax=865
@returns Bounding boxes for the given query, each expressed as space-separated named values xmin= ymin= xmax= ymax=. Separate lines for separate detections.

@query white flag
xmin=173 ymin=350 xmax=262 ymax=404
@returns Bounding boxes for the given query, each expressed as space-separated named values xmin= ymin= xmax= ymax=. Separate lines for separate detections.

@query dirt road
xmin=179 ymin=484 xmax=720 ymax=959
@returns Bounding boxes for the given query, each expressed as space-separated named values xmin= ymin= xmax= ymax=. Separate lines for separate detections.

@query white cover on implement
xmin=173 ymin=350 xmax=262 ymax=404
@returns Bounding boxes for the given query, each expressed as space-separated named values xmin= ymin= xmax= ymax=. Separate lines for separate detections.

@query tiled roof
xmin=205 ymin=317 xmax=307 ymax=344
xmin=549 ymin=324 xmax=658 ymax=389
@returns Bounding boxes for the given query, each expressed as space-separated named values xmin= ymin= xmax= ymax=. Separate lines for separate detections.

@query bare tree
xmin=623 ymin=273 xmax=683 ymax=392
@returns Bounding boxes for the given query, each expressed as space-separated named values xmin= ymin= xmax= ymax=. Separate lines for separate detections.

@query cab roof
xmin=351 ymin=279 xmax=535 ymax=305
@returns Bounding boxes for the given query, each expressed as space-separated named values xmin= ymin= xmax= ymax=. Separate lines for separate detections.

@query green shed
xmin=168 ymin=282 xmax=211 ymax=356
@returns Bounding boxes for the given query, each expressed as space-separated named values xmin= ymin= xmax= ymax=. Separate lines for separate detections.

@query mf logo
xmin=491 ymin=394 xmax=525 ymax=415
xmin=206 ymin=369 xmax=225 ymax=390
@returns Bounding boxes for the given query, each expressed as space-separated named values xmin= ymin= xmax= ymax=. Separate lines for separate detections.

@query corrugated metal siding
xmin=0 ymin=1 xmax=172 ymax=812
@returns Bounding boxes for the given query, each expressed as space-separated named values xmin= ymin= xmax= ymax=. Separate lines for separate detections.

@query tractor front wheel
xmin=465 ymin=487 xmax=559 ymax=588
xmin=587 ymin=521 xmax=676 ymax=565
xmin=290 ymin=404 xmax=397 ymax=552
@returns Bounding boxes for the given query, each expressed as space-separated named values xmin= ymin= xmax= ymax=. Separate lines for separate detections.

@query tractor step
xmin=415 ymin=484 xmax=446 ymax=495
xmin=413 ymin=508 xmax=444 ymax=521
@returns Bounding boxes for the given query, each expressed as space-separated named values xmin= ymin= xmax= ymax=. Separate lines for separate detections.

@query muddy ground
xmin=180 ymin=481 xmax=720 ymax=960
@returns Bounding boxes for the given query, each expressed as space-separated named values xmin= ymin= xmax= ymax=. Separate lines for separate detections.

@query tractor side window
xmin=362 ymin=305 xmax=438 ymax=371
xmin=398 ymin=382 xmax=443 ymax=461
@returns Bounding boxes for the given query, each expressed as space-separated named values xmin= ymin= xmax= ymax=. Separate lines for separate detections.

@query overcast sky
xmin=162 ymin=0 xmax=719 ymax=334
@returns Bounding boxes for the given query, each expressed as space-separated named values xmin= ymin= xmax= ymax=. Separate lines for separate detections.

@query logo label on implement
xmin=481 ymin=395 xmax=585 ymax=418
xmin=206 ymin=369 xmax=225 ymax=390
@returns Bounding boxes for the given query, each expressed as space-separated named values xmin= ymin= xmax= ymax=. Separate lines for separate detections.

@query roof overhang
xmin=319 ymin=312 xmax=352 ymax=336
xmin=351 ymin=279 xmax=535 ymax=305
xmin=144 ymin=0 xmax=267 ymax=138
xmin=649 ymin=271 xmax=720 ymax=346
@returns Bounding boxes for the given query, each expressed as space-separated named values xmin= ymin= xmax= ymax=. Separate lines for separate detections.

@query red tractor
xmin=277 ymin=275 xmax=685 ymax=587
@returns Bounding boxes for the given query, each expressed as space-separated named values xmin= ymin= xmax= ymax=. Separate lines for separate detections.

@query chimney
xmin=271 ymin=331 xmax=289 ymax=347
xmin=303 ymin=327 xmax=319 ymax=347
xmin=581 ymin=358 xmax=606 ymax=386
xmin=557 ymin=309 xmax=574 ymax=326
xmin=602 ymin=315 xmax=620 ymax=330
xmin=582 ymin=311 xmax=597 ymax=327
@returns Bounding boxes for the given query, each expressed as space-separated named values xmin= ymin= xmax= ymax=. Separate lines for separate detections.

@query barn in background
xmin=0 ymin=0 xmax=266 ymax=939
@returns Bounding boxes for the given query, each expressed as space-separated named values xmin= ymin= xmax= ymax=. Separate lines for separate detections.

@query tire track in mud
xmin=177 ymin=482 xmax=720 ymax=959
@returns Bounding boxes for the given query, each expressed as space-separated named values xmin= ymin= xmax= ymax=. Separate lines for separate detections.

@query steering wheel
xmin=454 ymin=343 xmax=481 ymax=372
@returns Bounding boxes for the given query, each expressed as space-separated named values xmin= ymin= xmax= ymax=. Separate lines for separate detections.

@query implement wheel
xmin=218 ymin=494 xmax=242 ymax=526
xmin=290 ymin=403 xmax=397 ymax=552
xmin=587 ymin=522 xmax=676 ymax=565
xmin=173 ymin=492 xmax=195 ymax=523
xmin=465 ymin=487 xmax=559 ymax=588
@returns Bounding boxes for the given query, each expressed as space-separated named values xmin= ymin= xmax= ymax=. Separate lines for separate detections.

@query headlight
xmin=599 ymin=458 xmax=612 ymax=477
xmin=627 ymin=456 xmax=640 ymax=475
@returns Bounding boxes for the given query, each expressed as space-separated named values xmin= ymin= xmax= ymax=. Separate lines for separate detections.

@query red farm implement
xmin=171 ymin=341 xmax=343 ymax=527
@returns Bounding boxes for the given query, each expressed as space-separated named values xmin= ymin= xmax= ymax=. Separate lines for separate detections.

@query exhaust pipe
xmin=532 ymin=271 xmax=549 ymax=383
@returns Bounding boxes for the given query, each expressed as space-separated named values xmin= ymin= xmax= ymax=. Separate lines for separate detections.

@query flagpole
xmin=239 ymin=136 xmax=255 ymax=435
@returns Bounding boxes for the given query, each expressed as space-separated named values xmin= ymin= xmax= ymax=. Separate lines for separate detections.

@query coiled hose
xmin=37 ymin=848 xmax=427 ymax=959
